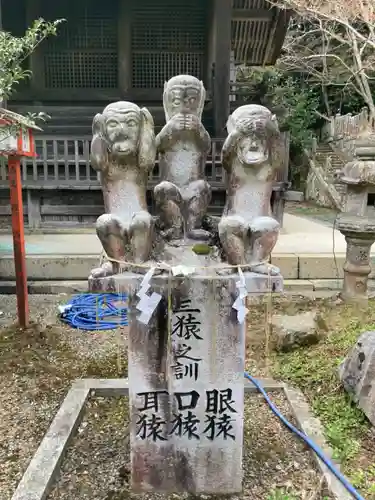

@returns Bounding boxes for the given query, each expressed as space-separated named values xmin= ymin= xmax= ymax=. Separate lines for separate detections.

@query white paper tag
xmin=58 ymin=304 xmax=72 ymax=315
xmin=135 ymin=267 xmax=161 ymax=325
xmin=172 ymin=265 xmax=195 ymax=277
xmin=137 ymin=292 xmax=162 ymax=325
xmin=232 ymin=297 xmax=242 ymax=311
xmin=136 ymin=267 xmax=155 ymax=298
xmin=237 ymin=284 xmax=247 ymax=300
xmin=233 ymin=267 xmax=249 ymax=324
xmin=137 ymin=283 xmax=150 ymax=299
xmin=237 ymin=304 xmax=249 ymax=324
xmin=238 ymin=267 xmax=246 ymax=285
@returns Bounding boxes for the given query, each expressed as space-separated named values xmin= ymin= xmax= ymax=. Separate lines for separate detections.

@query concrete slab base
xmin=2 ymin=253 xmax=373 ymax=280
xmin=0 ymin=280 xmax=89 ymax=295
xmin=1 ymin=279 xmax=374 ymax=296
xmin=0 ymin=255 xmax=99 ymax=281
xmin=11 ymin=378 xmax=352 ymax=500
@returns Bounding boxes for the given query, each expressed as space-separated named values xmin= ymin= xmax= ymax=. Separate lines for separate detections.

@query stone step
xmin=315 ymin=158 xmax=344 ymax=168
xmin=316 ymin=149 xmax=332 ymax=154
xmin=316 ymin=157 xmax=343 ymax=162
xmin=0 ymin=252 xmax=373 ymax=281
xmin=316 ymin=152 xmax=342 ymax=159
xmin=0 ymin=279 xmax=362 ymax=295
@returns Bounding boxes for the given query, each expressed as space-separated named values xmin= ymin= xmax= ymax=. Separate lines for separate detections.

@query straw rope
xmin=97 ymin=249 xmax=276 ymax=279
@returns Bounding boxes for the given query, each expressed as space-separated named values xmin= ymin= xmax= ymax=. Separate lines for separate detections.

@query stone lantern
xmin=0 ymin=108 xmax=40 ymax=157
xmin=337 ymin=130 xmax=375 ymax=302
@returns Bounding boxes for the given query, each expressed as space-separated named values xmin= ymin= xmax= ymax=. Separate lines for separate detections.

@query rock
xmin=271 ymin=311 xmax=324 ymax=352
xmin=339 ymin=330 xmax=375 ymax=425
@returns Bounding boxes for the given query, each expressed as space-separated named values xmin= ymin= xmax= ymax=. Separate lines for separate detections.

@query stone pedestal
xmin=336 ymin=132 xmax=375 ymax=302
xmin=89 ymin=270 xmax=282 ymax=494
xmin=86 ymin=86 xmax=286 ymax=497
xmin=337 ymin=215 xmax=375 ymax=302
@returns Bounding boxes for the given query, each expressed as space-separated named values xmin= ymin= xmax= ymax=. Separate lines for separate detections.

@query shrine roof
xmin=0 ymin=108 xmax=42 ymax=131
xmin=231 ymin=0 xmax=291 ymax=65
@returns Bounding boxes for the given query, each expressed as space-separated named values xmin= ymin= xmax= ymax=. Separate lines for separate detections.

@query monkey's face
xmin=104 ymin=110 xmax=141 ymax=159
xmin=166 ymin=84 xmax=201 ymax=117
xmin=237 ymin=135 xmax=269 ymax=166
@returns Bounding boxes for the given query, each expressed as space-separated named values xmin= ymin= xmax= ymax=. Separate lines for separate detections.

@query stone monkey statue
xmin=89 ymin=101 xmax=156 ymax=278
xmin=218 ymin=104 xmax=284 ymax=275
xmin=154 ymin=75 xmax=212 ymax=241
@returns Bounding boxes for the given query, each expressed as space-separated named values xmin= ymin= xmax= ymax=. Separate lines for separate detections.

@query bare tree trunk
xmin=320 ymin=26 xmax=332 ymax=117
xmin=322 ymin=85 xmax=331 ymax=117
xmin=350 ymin=30 xmax=375 ymax=121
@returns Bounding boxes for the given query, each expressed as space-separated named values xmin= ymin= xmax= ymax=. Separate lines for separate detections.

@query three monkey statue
xmin=89 ymin=75 xmax=284 ymax=279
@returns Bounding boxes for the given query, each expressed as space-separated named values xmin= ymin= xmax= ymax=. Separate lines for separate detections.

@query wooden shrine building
xmin=0 ymin=0 xmax=291 ymax=229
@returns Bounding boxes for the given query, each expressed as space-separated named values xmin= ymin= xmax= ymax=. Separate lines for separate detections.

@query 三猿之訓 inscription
xmin=128 ymin=276 xmax=245 ymax=494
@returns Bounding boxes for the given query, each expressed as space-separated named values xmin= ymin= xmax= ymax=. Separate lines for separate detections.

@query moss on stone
xmin=192 ymin=243 xmax=211 ymax=255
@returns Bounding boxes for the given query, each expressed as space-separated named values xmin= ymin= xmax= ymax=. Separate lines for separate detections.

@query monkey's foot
xmin=249 ymin=262 xmax=280 ymax=276
xmin=160 ymin=226 xmax=183 ymax=241
xmin=89 ymin=261 xmax=116 ymax=279
xmin=186 ymin=228 xmax=211 ymax=241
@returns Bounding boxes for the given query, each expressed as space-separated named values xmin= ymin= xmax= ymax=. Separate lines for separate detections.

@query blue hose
xmin=244 ymin=372 xmax=364 ymax=500
xmin=59 ymin=293 xmax=128 ymax=331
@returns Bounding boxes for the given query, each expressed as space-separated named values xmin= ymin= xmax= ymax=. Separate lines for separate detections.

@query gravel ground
xmin=0 ymin=294 xmax=332 ymax=500
xmin=47 ymin=394 xmax=330 ymax=500
xmin=0 ymin=294 xmax=128 ymax=500
xmin=0 ymin=294 xmax=128 ymax=362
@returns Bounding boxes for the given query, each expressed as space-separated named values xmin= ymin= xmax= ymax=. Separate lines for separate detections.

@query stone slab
xmin=11 ymin=380 xmax=91 ymax=500
xmin=11 ymin=378 xmax=351 ymax=500
xmin=284 ymin=386 xmax=352 ymax=500
xmin=0 ymin=255 xmax=99 ymax=280
xmin=310 ymin=279 xmax=345 ymax=291
xmin=284 ymin=191 xmax=305 ymax=202
xmin=299 ymin=254 xmax=345 ymax=280
xmin=2 ymin=212 xmax=375 ymax=255
xmin=124 ymin=272 xmax=248 ymax=493
xmin=26 ymin=281 xmax=89 ymax=294
xmin=89 ymin=271 xmax=284 ymax=295
xmin=283 ymin=280 xmax=314 ymax=291
xmin=2 ymin=207 xmax=375 ymax=280
xmin=0 ymin=281 xmax=88 ymax=295
xmin=0 ymin=280 xmax=348 ymax=298
xmin=271 ymin=254 xmax=299 ymax=279
xmin=9 ymin=278 xmax=375 ymax=296
xmin=0 ymin=207 xmax=375 ymax=281
xmin=0 ymin=253 xmax=355 ymax=281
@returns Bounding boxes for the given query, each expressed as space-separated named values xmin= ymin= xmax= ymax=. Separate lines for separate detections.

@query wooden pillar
xmin=118 ymin=0 xmax=132 ymax=96
xmin=27 ymin=189 xmax=41 ymax=229
xmin=8 ymin=156 xmax=29 ymax=327
xmin=27 ymin=0 xmax=45 ymax=94
xmin=212 ymin=0 xmax=231 ymax=137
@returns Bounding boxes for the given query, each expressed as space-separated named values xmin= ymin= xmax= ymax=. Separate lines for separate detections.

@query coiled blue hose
xmin=59 ymin=293 xmax=128 ymax=331
xmin=244 ymin=372 xmax=364 ymax=500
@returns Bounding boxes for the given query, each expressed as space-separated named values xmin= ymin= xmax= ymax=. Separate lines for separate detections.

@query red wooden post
xmin=8 ymin=155 xmax=29 ymax=327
